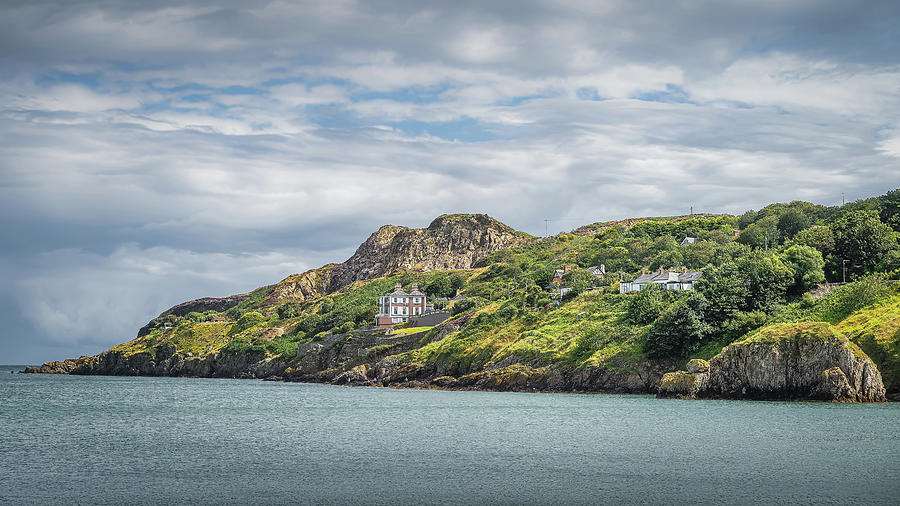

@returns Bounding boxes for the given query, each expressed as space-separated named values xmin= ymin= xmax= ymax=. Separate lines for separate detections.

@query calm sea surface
xmin=1 ymin=365 xmax=898 ymax=505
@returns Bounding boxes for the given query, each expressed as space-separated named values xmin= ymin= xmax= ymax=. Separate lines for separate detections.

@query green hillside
xmin=99 ymin=189 xmax=900 ymax=393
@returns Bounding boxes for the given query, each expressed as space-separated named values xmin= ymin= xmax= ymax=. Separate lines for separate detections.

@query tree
xmin=696 ymin=264 xmax=749 ymax=324
xmin=424 ymin=276 xmax=451 ymax=298
xmin=644 ymin=292 xmax=711 ymax=358
xmin=737 ymin=215 xmax=779 ymax=249
xmin=448 ymin=273 xmax=466 ymax=296
xmin=793 ymin=226 xmax=834 ymax=256
xmin=649 ymin=249 xmax=684 ymax=271
xmin=236 ymin=311 xmax=265 ymax=331
xmin=831 ymin=210 xmax=896 ymax=274
xmin=682 ymin=241 xmax=717 ymax=269
xmin=735 ymin=250 xmax=794 ymax=311
xmin=780 ymin=245 xmax=825 ymax=294
xmin=562 ymin=268 xmax=597 ymax=294
xmin=777 ymin=209 xmax=811 ymax=239
xmin=624 ymin=284 xmax=667 ymax=325
xmin=184 ymin=311 xmax=204 ymax=323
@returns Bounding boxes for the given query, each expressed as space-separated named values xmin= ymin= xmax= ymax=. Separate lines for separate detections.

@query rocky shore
xmin=658 ymin=322 xmax=887 ymax=402
xmin=23 ymin=324 xmax=670 ymax=394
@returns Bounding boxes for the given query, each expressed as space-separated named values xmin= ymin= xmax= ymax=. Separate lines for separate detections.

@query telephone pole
xmin=544 ymin=219 xmax=551 ymax=237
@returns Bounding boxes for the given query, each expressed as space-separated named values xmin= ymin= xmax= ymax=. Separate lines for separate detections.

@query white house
xmin=619 ymin=270 xmax=702 ymax=293
xmin=375 ymin=283 xmax=427 ymax=328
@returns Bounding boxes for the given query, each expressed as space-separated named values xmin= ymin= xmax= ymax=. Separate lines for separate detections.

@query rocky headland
xmin=658 ymin=322 xmax=886 ymax=402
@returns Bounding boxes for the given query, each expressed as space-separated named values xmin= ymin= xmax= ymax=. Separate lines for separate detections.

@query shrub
xmin=184 ymin=311 xmax=204 ymax=323
xmin=644 ymin=292 xmax=711 ymax=358
xmin=276 ymin=301 xmax=302 ymax=319
xmin=452 ymin=296 xmax=485 ymax=315
xmin=236 ymin=311 xmax=265 ymax=331
xmin=624 ymin=285 xmax=666 ymax=325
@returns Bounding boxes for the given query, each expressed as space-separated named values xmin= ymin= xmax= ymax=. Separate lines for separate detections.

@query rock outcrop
xmin=327 ymin=214 xmax=531 ymax=290
xmin=658 ymin=323 xmax=886 ymax=402
xmin=263 ymin=264 xmax=337 ymax=306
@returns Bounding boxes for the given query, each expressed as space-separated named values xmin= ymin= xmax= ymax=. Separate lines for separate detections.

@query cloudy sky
xmin=2 ymin=0 xmax=900 ymax=363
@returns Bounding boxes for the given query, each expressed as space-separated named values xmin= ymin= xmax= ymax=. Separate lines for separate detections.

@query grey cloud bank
xmin=1 ymin=0 xmax=899 ymax=363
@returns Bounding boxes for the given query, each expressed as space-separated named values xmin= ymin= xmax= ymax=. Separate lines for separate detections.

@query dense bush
xmin=236 ymin=311 xmax=265 ymax=332
xmin=644 ymin=292 xmax=711 ymax=358
xmin=276 ymin=301 xmax=302 ymax=319
xmin=452 ymin=296 xmax=486 ymax=315
xmin=624 ymin=285 xmax=667 ymax=325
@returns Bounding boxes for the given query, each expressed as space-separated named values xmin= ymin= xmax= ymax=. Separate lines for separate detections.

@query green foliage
xmin=628 ymin=216 xmax=737 ymax=239
xmin=681 ymin=241 xmax=717 ymax=269
xmin=644 ymin=292 xmax=711 ymax=358
xmin=276 ymin=301 xmax=302 ymax=319
xmin=649 ymin=249 xmax=683 ymax=270
xmin=793 ymin=226 xmax=834 ymax=256
xmin=184 ymin=311 xmax=204 ymax=323
xmin=452 ymin=296 xmax=485 ymax=315
xmin=562 ymin=267 xmax=597 ymax=294
xmin=776 ymin=209 xmax=811 ymax=239
xmin=737 ymin=215 xmax=779 ymax=249
xmin=816 ymin=276 xmax=889 ymax=323
xmin=235 ymin=311 xmax=265 ymax=332
xmin=831 ymin=210 xmax=896 ymax=275
xmin=781 ymin=245 xmax=825 ymax=294
xmin=624 ymin=284 xmax=667 ymax=325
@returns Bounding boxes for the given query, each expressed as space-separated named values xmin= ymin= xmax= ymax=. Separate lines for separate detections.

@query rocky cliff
xmin=327 ymin=214 xmax=531 ymax=290
xmin=658 ymin=323 xmax=886 ymax=402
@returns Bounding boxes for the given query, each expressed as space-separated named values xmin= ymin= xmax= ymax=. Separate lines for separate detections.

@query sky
xmin=2 ymin=0 xmax=900 ymax=364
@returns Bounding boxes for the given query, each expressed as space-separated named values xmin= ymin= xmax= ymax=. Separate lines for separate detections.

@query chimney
xmin=658 ymin=267 xmax=664 ymax=274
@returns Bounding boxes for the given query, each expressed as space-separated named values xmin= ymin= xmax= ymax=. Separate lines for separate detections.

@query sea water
xmin=1 ymin=365 xmax=898 ymax=505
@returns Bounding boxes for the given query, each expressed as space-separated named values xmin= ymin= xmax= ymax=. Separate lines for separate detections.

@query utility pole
xmin=544 ymin=219 xmax=551 ymax=237
xmin=842 ymin=259 xmax=848 ymax=284
xmin=842 ymin=192 xmax=845 ymax=206
xmin=690 ymin=205 xmax=693 ymax=216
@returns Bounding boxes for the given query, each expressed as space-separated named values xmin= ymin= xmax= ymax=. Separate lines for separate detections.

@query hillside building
xmin=375 ymin=283 xmax=428 ymax=327
xmin=619 ymin=269 xmax=702 ymax=293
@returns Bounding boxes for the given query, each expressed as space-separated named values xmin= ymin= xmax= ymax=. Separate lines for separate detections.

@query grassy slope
xmin=413 ymin=292 xmax=646 ymax=373
xmin=834 ymin=293 xmax=900 ymax=391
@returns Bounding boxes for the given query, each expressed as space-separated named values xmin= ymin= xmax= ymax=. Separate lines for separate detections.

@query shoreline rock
xmin=658 ymin=323 xmax=886 ymax=402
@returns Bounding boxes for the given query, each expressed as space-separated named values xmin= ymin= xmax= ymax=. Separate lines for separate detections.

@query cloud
xmin=12 ymin=245 xmax=311 ymax=350
xmin=1 ymin=0 xmax=900 ymax=362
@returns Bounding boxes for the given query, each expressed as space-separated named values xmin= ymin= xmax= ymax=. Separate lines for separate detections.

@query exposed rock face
xmin=136 ymin=295 xmax=248 ymax=337
xmin=658 ymin=323 xmax=886 ymax=402
xmin=327 ymin=214 xmax=530 ymax=290
xmin=658 ymin=359 xmax=709 ymax=399
xmin=264 ymin=265 xmax=336 ymax=306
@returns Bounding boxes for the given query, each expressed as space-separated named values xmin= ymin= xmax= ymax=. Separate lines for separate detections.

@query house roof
xmin=389 ymin=283 xmax=409 ymax=296
xmin=631 ymin=271 xmax=702 ymax=284
xmin=408 ymin=283 xmax=425 ymax=296
xmin=680 ymin=237 xmax=697 ymax=246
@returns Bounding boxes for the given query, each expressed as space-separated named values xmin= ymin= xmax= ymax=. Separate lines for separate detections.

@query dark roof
xmin=631 ymin=271 xmax=702 ymax=284
xmin=389 ymin=283 xmax=409 ymax=296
